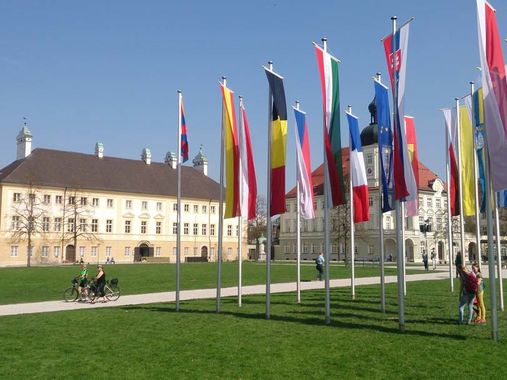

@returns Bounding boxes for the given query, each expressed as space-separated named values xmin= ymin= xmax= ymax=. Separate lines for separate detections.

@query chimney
xmin=165 ymin=152 xmax=177 ymax=169
xmin=95 ymin=142 xmax=104 ymax=158
xmin=16 ymin=120 xmax=32 ymax=160
xmin=142 ymin=148 xmax=151 ymax=165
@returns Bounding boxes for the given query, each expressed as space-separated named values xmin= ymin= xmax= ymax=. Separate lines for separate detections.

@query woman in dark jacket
xmin=92 ymin=265 xmax=107 ymax=304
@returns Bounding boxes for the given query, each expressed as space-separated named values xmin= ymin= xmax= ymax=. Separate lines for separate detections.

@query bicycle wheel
xmin=87 ymin=288 xmax=97 ymax=302
xmin=106 ymin=286 xmax=120 ymax=301
xmin=64 ymin=287 xmax=79 ymax=302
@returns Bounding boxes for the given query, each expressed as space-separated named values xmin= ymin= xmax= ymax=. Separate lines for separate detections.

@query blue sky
xmin=1 ymin=0 xmax=506 ymax=193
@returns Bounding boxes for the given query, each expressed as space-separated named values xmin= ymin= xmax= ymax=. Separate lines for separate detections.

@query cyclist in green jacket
xmin=78 ymin=263 xmax=89 ymax=301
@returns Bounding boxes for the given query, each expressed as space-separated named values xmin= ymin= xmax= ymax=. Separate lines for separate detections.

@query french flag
xmin=180 ymin=100 xmax=189 ymax=163
xmin=294 ymin=107 xmax=315 ymax=219
xmin=346 ymin=112 xmax=369 ymax=223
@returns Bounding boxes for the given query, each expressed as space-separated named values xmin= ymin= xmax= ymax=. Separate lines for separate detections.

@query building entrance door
xmin=66 ymin=245 xmax=76 ymax=263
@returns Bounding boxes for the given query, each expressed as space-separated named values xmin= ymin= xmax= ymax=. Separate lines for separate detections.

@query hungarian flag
xmin=294 ymin=107 xmax=315 ymax=220
xmin=238 ymin=98 xmax=257 ymax=220
xmin=443 ymin=108 xmax=460 ymax=216
xmin=314 ymin=42 xmax=346 ymax=207
xmin=374 ymin=79 xmax=394 ymax=213
xmin=346 ymin=112 xmax=369 ymax=223
xmin=264 ymin=68 xmax=287 ymax=216
xmin=477 ymin=0 xmax=507 ymax=192
xmin=180 ymin=97 xmax=189 ymax=163
xmin=383 ymin=20 xmax=417 ymax=202
xmin=220 ymin=83 xmax=240 ymax=219
xmin=404 ymin=116 xmax=419 ymax=217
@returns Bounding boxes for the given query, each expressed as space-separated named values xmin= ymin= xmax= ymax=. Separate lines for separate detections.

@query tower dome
xmin=360 ymin=97 xmax=378 ymax=146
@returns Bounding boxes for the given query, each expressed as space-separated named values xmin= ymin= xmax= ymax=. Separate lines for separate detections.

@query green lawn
xmin=0 ymin=262 xmax=426 ymax=305
xmin=0 ymin=279 xmax=505 ymax=379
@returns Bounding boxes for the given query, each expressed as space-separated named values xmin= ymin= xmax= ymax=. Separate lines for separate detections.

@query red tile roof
xmin=287 ymin=147 xmax=440 ymax=198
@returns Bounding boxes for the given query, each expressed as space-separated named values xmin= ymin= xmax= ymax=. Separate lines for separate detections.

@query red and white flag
xmin=442 ymin=108 xmax=460 ymax=216
xmin=404 ymin=116 xmax=419 ymax=217
xmin=477 ymin=0 xmax=507 ymax=191
xmin=238 ymin=98 xmax=257 ymax=220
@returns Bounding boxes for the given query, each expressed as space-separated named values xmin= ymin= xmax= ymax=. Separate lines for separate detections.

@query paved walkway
xmin=0 ymin=268 xmax=504 ymax=317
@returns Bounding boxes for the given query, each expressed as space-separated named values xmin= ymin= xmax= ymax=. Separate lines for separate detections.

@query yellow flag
xmin=459 ymin=105 xmax=476 ymax=216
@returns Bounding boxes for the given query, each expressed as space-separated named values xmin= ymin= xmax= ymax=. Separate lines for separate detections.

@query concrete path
xmin=0 ymin=268 xmax=504 ymax=317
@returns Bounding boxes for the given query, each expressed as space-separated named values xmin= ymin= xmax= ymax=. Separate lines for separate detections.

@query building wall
xmin=0 ymin=184 xmax=246 ymax=266
xmin=276 ymin=144 xmax=476 ymax=263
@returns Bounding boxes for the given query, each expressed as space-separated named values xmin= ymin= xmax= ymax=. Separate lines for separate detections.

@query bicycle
xmin=104 ymin=278 xmax=120 ymax=301
xmin=63 ymin=277 xmax=94 ymax=302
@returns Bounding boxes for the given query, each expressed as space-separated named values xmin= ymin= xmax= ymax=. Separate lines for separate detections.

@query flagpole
xmin=391 ymin=15 xmax=405 ymax=332
xmin=176 ymin=90 xmax=182 ymax=311
xmin=347 ymin=105 xmax=356 ymax=300
xmin=495 ymin=205 xmax=504 ymax=311
xmin=455 ymin=97 xmax=467 ymax=266
xmin=266 ymin=61 xmax=273 ymax=320
xmin=322 ymin=38 xmax=331 ymax=324
xmin=295 ymin=100 xmax=301 ymax=304
xmin=216 ymin=76 xmax=226 ymax=313
xmin=483 ymin=130 xmax=499 ymax=341
xmin=445 ymin=113 xmax=454 ymax=292
xmin=401 ymin=202 xmax=407 ymax=296
xmin=470 ymin=81 xmax=482 ymax=270
xmin=376 ymin=73 xmax=386 ymax=313
xmin=238 ymin=95 xmax=244 ymax=308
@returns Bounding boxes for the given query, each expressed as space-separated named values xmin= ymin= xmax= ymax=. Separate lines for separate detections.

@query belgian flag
xmin=265 ymin=68 xmax=287 ymax=217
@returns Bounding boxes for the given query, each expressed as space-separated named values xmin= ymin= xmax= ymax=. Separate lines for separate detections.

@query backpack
xmin=464 ymin=273 xmax=478 ymax=293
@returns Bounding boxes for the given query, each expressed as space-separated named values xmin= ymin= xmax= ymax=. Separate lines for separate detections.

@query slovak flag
xmin=180 ymin=99 xmax=189 ymax=163
xmin=346 ymin=112 xmax=369 ymax=223
xmin=383 ymin=20 xmax=417 ymax=203
xmin=294 ymin=106 xmax=315 ymax=219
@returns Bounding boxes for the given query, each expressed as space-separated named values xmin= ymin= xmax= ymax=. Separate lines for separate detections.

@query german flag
xmin=265 ymin=68 xmax=287 ymax=216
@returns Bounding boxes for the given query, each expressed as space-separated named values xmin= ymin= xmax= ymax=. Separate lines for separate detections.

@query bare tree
xmin=248 ymin=195 xmax=267 ymax=260
xmin=331 ymin=201 xmax=351 ymax=264
xmin=10 ymin=185 xmax=47 ymax=267
xmin=61 ymin=189 xmax=100 ymax=262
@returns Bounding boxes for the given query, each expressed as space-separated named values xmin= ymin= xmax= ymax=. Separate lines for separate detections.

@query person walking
xmin=431 ymin=248 xmax=437 ymax=270
xmin=454 ymin=251 xmax=463 ymax=278
xmin=457 ymin=265 xmax=477 ymax=325
xmin=315 ymin=252 xmax=325 ymax=281
xmin=472 ymin=262 xmax=486 ymax=324
xmin=422 ymin=252 xmax=429 ymax=272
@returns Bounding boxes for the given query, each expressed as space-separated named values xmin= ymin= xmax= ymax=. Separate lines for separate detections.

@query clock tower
xmin=16 ymin=120 xmax=32 ymax=160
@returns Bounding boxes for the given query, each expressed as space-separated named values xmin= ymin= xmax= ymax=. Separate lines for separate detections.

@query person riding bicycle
xmin=91 ymin=265 xmax=107 ymax=304
xmin=78 ymin=263 xmax=89 ymax=301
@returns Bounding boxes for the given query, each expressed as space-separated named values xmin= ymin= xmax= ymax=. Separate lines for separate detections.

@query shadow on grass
xmin=121 ymin=303 xmax=466 ymax=341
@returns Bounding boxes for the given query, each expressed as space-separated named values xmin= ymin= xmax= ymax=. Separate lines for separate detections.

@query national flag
xmin=462 ymin=97 xmax=478 ymax=216
xmin=473 ymin=88 xmax=487 ymax=213
xmin=477 ymin=0 xmax=507 ymax=191
xmin=314 ymin=43 xmax=346 ymax=207
xmin=180 ymin=98 xmax=189 ymax=163
xmin=220 ymin=83 xmax=240 ymax=219
xmin=238 ymin=98 xmax=257 ymax=221
xmin=383 ymin=20 xmax=417 ymax=202
xmin=443 ymin=108 xmax=460 ymax=216
xmin=264 ymin=68 xmax=287 ymax=216
xmin=346 ymin=112 xmax=369 ymax=223
xmin=497 ymin=189 xmax=507 ymax=208
xmin=374 ymin=79 xmax=394 ymax=213
xmin=294 ymin=107 xmax=315 ymax=220
xmin=404 ymin=116 xmax=419 ymax=217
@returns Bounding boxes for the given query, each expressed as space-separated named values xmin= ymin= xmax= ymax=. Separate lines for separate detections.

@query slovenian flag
xmin=238 ymin=98 xmax=257 ymax=220
xmin=294 ymin=106 xmax=315 ymax=220
xmin=477 ymin=0 xmax=507 ymax=192
xmin=374 ymin=79 xmax=394 ymax=213
xmin=383 ymin=20 xmax=417 ymax=203
xmin=180 ymin=98 xmax=189 ymax=163
xmin=220 ymin=83 xmax=240 ymax=219
xmin=346 ymin=112 xmax=369 ymax=223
